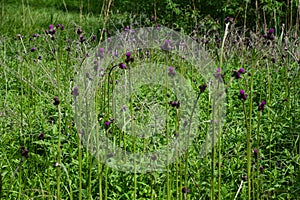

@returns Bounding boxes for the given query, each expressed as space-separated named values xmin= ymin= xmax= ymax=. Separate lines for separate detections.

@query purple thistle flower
xmin=199 ymin=83 xmax=207 ymax=93
xmin=238 ymin=68 xmax=246 ymax=74
xmin=253 ymin=148 xmax=258 ymax=159
xmin=124 ymin=26 xmax=130 ymax=31
xmin=269 ymin=28 xmax=275 ymax=35
xmin=77 ymin=28 xmax=83 ymax=35
xmin=79 ymin=35 xmax=86 ymax=43
xmin=72 ymin=86 xmax=79 ymax=97
xmin=17 ymin=34 xmax=22 ymax=39
xmin=238 ymin=90 xmax=248 ymax=101
xmin=104 ymin=121 xmax=111 ymax=130
xmin=232 ymin=70 xmax=241 ymax=79
xmin=56 ymin=24 xmax=60 ymax=28
xmin=125 ymin=51 xmax=131 ymax=58
xmin=161 ymin=39 xmax=171 ymax=51
xmin=61 ymin=25 xmax=65 ymax=30
xmin=119 ymin=63 xmax=126 ymax=69
xmin=96 ymin=47 xmax=104 ymax=58
xmin=53 ymin=96 xmax=60 ymax=105
xmin=49 ymin=24 xmax=54 ymax=30
xmin=168 ymin=66 xmax=176 ymax=77
xmin=66 ymin=46 xmax=71 ymax=52
xmin=90 ymin=35 xmax=96 ymax=42
xmin=21 ymin=146 xmax=29 ymax=158
xmin=30 ymin=47 xmax=37 ymax=52
xmin=169 ymin=101 xmax=180 ymax=109
xmin=182 ymin=187 xmax=190 ymax=194
xmin=224 ymin=16 xmax=234 ymax=24
xmin=258 ymin=100 xmax=266 ymax=111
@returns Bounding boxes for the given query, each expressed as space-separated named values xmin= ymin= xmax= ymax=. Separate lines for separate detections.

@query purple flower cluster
xmin=21 ymin=146 xmax=29 ymax=158
xmin=125 ymin=51 xmax=134 ymax=64
xmin=168 ymin=66 xmax=176 ymax=77
xmin=161 ymin=39 xmax=171 ymax=51
xmin=169 ymin=101 xmax=180 ymax=108
xmin=258 ymin=100 xmax=266 ymax=111
xmin=232 ymin=68 xmax=246 ymax=79
xmin=71 ymin=86 xmax=79 ymax=97
xmin=53 ymin=96 xmax=60 ymax=105
xmin=224 ymin=16 xmax=234 ymax=24
xmin=238 ymin=90 xmax=248 ymax=101
xmin=263 ymin=28 xmax=275 ymax=40
xmin=199 ymin=83 xmax=207 ymax=93
xmin=104 ymin=118 xmax=114 ymax=130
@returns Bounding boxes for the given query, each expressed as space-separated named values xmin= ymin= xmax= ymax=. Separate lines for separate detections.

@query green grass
xmin=0 ymin=1 xmax=299 ymax=200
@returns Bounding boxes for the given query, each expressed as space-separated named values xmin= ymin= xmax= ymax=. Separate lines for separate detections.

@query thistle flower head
xmin=72 ymin=86 xmax=79 ymax=97
xmin=168 ymin=66 xmax=176 ymax=77
xmin=238 ymin=68 xmax=246 ymax=74
xmin=53 ymin=96 xmax=60 ymax=105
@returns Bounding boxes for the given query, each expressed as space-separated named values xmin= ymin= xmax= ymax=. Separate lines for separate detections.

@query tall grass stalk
xmin=55 ymin=54 xmax=62 ymax=200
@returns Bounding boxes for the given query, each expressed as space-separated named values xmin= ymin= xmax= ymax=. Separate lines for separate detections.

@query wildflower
xmin=224 ymin=16 xmax=234 ymax=24
xmin=17 ymin=34 xmax=22 ymax=39
xmin=199 ymin=83 xmax=207 ymax=93
xmin=61 ymin=25 xmax=65 ymax=30
xmin=119 ymin=63 xmax=126 ymax=69
xmin=66 ymin=46 xmax=71 ymax=52
xmin=90 ymin=35 xmax=96 ymax=42
xmin=169 ymin=101 xmax=180 ymax=109
xmin=182 ymin=187 xmax=190 ymax=194
xmin=21 ymin=146 xmax=29 ymax=158
xmin=77 ymin=28 xmax=83 ymax=35
xmin=48 ymin=26 xmax=56 ymax=35
xmin=79 ymin=35 xmax=86 ymax=43
xmin=238 ymin=68 xmax=246 ymax=74
xmin=125 ymin=51 xmax=131 ymax=58
xmin=104 ymin=121 xmax=111 ymax=130
xmin=168 ymin=66 xmax=176 ymax=77
xmin=32 ymin=34 xmax=39 ymax=38
xmin=253 ymin=148 xmax=258 ymax=159
xmin=232 ymin=70 xmax=241 ymax=79
xmin=96 ymin=47 xmax=104 ymax=58
xmin=269 ymin=28 xmax=275 ymax=35
xmin=238 ymin=90 xmax=248 ymax=101
xmin=124 ymin=26 xmax=130 ymax=32
xmin=56 ymin=24 xmax=61 ymax=28
xmin=30 ymin=47 xmax=37 ymax=52
xmin=38 ymin=55 xmax=42 ymax=60
xmin=71 ymin=86 xmax=79 ymax=97
xmin=161 ymin=39 xmax=171 ymax=51
xmin=258 ymin=100 xmax=266 ymax=111
xmin=53 ymin=96 xmax=60 ymax=105
xmin=242 ymin=175 xmax=247 ymax=181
